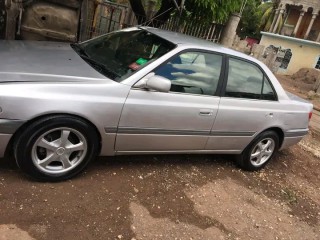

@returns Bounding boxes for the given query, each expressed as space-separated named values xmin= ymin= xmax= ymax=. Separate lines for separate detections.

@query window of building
xmin=154 ymin=51 xmax=223 ymax=96
xmin=315 ymin=56 xmax=320 ymax=69
xmin=225 ymin=58 xmax=276 ymax=100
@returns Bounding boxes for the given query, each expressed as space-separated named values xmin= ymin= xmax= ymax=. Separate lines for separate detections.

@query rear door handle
xmin=199 ymin=109 xmax=213 ymax=116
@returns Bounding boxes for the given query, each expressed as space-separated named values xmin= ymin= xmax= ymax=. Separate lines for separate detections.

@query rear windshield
xmin=73 ymin=28 xmax=176 ymax=82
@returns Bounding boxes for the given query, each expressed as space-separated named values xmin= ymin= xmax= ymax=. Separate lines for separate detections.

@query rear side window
xmin=225 ymin=58 xmax=276 ymax=100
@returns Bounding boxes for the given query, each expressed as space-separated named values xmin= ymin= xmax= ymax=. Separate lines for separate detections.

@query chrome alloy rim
xmin=250 ymin=138 xmax=275 ymax=167
xmin=31 ymin=128 xmax=88 ymax=174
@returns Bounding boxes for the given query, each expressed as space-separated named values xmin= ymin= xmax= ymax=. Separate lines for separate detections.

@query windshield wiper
xmin=70 ymin=43 xmax=89 ymax=57
xmin=71 ymin=43 xmax=121 ymax=79
xmin=80 ymin=55 xmax=121 ymax=79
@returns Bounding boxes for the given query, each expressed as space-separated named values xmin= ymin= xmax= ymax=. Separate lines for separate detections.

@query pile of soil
xmin=290 ymin=68 xmax=320 ymax=92
xmin=276 ymin=74 xmax=320 ymax=109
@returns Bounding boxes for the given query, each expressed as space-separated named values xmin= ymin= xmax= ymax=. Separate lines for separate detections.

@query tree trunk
xmin=128 ymin=0 xmax=147 ymax=24
xmin=220 ymin=13 xmax=241 ymax=48
xmin=149 ymin=0 xmax=180 ymax=27
xmin=129 ymin=0 xmax=181 ymax=27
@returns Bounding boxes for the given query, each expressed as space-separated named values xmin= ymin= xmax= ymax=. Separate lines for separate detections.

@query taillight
xmin=309 ymin=112 xmax=312 ymax=121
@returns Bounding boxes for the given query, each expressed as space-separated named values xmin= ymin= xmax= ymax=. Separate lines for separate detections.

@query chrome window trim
xmin=131 ymin=87 xmax=222 ymax=98
xmin=221 ymin=96 xmax=280 ymax=103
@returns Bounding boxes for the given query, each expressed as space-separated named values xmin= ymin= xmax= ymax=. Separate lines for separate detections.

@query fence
xmin=79 ymin=0 xmax=224 ymax=43
xmin=157 ymin=18 xmax=224 ymax=43
xmin=79 ymin=1 xmax=127 ymax=41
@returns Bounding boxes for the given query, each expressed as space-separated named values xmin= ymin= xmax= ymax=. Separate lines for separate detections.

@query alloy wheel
xmin=31 ymin=127 xmax=88 ymax=174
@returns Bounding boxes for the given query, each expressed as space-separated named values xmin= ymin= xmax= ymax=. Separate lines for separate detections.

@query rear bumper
xmin=280 ymin=136 xmax=304 ymax=150
xmin=280 ymin=128 xmax=309 ymax=150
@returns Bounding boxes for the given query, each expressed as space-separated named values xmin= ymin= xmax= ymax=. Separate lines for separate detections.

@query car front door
xmin=116 ymin=50 xmax=224 ymax=152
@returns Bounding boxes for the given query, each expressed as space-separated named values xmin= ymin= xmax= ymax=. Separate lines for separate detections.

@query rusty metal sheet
xmin=20 ymin=2 xmax=79 ymax=41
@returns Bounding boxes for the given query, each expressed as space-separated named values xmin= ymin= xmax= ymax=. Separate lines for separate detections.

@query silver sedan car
xmin=0 ymin=27 xmax=313 ymax=181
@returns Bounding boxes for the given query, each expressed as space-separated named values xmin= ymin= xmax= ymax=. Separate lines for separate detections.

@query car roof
xmin=141 ymin=27 xmax=258 ymax=62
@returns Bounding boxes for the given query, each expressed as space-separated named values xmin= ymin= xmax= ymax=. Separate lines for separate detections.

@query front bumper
xmin=0 ymin=134 xmax=12 ymax=157
xmin=0 ymin=119 xmax=25 ymax=157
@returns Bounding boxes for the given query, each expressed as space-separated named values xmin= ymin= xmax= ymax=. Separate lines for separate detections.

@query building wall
xmin=260 ymin=33 xmax=320 ymax=75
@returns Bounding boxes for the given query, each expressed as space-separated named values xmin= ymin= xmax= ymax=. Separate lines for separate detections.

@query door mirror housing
xmin=146 ymin=75 xmax=171 ymax=92
xmin=135 ymin=74 xmax=171 ymax=93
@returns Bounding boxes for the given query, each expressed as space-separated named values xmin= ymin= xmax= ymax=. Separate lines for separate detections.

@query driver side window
xmin=154 ymin=51 xmax=223 ymax=96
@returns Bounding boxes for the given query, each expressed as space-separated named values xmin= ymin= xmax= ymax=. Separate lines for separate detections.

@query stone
xmin=308 ymin=90 xmax=316 ymax=97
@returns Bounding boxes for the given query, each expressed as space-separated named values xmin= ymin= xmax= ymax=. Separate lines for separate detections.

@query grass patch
xmin=281 ymin=188 xmax=298 ymax=204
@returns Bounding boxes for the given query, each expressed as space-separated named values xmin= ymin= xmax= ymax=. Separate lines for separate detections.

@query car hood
xmin=0 ymin=41 xmax=108 ymax=82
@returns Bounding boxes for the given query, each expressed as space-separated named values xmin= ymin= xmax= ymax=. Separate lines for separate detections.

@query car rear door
xmin=205 ymin=56 xmax=280 ymax=152
xmin=116 ymin=50 xmax=225 ymax=152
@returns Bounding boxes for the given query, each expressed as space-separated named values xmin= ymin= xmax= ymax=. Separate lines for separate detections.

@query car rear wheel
xmin=14 ymin=115 xmax=100 ymax=181
xmin=237 ymin=130 xmax=279 ymax=171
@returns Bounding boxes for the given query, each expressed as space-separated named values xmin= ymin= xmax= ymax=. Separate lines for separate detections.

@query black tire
xmin=14 ymin=115 xmax=100 ymax=181
xmin=237 ymin=130 xmax=279 ymax=171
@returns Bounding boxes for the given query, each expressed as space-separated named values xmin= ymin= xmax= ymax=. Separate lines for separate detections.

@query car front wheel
xmin=14 ymin=115 xmax=100 ymax=181
xmin=237 ymin=130 xmax=279 ymax=171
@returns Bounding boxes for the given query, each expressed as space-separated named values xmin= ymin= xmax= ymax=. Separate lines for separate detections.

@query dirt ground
xmin=1 ymin=74 xmax=320 ymax=240
xmin=1 ymin=133 xmax=320 ymax=240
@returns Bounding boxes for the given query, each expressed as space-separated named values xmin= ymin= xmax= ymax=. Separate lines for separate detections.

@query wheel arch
xmin=258 ymin=126 xmax=284 ymax=149
xmin=5 ymin=113 xmax=102 ymax=158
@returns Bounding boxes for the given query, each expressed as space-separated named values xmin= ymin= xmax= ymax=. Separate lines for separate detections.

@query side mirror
xmin=135 ymin=74 xmax=171 ymax=93
xmin=146 ymin=75 xmax=171 ymax=92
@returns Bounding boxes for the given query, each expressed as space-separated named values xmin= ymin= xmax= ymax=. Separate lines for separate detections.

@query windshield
xmin=72 ymin=28 xmax=176 ymax=82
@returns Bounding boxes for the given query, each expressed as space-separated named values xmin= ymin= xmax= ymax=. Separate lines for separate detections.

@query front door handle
xmin=199 ymin=109 xmax=213 ymax=116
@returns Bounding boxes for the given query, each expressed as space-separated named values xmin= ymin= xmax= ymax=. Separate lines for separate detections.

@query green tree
xmin=238 ymin=0 xmax=262 ymax=39
xmin=129 ymin=0 xmax=243 ymax=26
xmin=259 ymin=0 xmax=282 ymax=31
xmin=184 ymin=0 xmax=243 ymax=23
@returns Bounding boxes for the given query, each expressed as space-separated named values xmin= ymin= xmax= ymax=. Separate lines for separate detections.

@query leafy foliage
xmin=184 ymin=0 xmax=242 ymax=23
xmin=238 ymin=0 xmax=263 ymax=39
xmin=259 ymin=0 xmax=281 ymax=31
xmin=129 ymin=0 xmax=244 ymax=26
xmin=237 ymin=0 xmax=282 ymax=39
